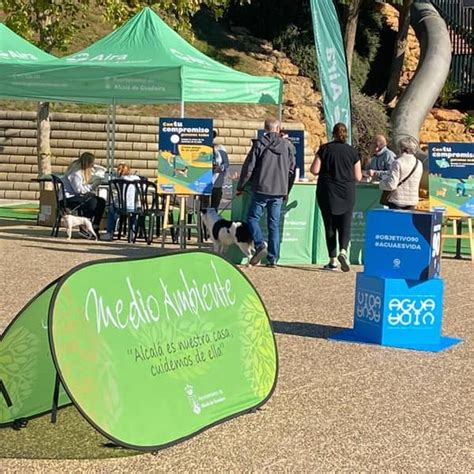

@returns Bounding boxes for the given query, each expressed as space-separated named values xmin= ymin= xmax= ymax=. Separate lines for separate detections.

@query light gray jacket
xmin=379 ymin=153 xmax=422 ymax=207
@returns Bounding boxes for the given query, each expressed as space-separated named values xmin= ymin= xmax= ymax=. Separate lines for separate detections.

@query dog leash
xmin=217 ymin=197 xmax=234 ymax=216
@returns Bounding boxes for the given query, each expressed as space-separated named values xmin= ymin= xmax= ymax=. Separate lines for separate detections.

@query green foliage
xmin=101 ymin=0 xmax=249 ymax=33
xmin=437 ymin=79 xmax=461 ymax=108
xmin=351 ymin=90 xmax=390 ymax=163
xmin=463 ymin=113 xmax=474 ymax=134
xmin=349 ymin=4 xmax=384 ymax=90
xmin=273 ymin=25 xmax=320 ymax=87
xmin=0 ymin=0 xmax=248 ymax=49
xmin=0 ymin=0 xmax=92 ymax=52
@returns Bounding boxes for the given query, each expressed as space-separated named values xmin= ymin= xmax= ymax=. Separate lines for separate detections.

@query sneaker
xmin=101 ymin=232 xmax=113 ymax=241
xmin=249 ymin=242 xmax=268 ymax=266
xmin=323 ymin=263 xmax=339 ymax=271
xmin=78 ymin=226 xmax=94 ymax=240
xmin=266 ymin=261 xmax=277 ymax=268
xmin=338 ymin=251 xmax=350 ymax=272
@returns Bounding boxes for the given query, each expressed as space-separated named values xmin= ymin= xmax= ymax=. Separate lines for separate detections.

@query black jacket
xmin=237 ymin=132 xmax=296 ymax=196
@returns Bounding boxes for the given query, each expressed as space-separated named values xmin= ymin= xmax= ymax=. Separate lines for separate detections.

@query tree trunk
xmin=37 ymin=101 xmax=52 ymax=182
xmin=344 ymin=0 xmax=362 ymax=74
xmin=384 ymin=0 xmax=412 ymax=104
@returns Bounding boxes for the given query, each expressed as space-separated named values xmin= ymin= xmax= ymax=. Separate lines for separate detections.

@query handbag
xmin=379 ymin=158 xmax=419 ymax=206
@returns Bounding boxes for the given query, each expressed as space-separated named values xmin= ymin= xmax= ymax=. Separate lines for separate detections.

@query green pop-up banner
xmin=0 ymin=282 xmax=70 ymax=427
xmin=1 ymin=252 xmax=277 ymax=451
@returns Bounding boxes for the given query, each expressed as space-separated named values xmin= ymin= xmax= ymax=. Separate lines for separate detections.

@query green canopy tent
xmin=0 ymin=8 xmax=282 ymax=106
xmin=0 ymin=23 xmax=57 ymax=65
xmin=0 ymin=8 xmax=282 ymax=170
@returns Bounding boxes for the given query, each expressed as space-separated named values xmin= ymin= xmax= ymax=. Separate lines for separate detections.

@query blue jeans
xmin=107 ymin=206 xmax=136 ymax=234
xmin=247 ymin=193 xmax=283 ymax=263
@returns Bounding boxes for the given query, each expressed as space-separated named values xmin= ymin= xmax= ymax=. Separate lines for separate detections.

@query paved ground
xmin=0 ymin=220 xmax=472 ymax=472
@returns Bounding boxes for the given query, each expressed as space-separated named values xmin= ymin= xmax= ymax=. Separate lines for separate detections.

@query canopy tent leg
xmin=111 ymin=99 xmax=117 ymax=172
xmin=106 ymin=106 xmax=112 ymax=174
xmin=278 ymin=103 xmax=283 ymax=122
xmin=180 ymin=99 xmax=185 ymax=118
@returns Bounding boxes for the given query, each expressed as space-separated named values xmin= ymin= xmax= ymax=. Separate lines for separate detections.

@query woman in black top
xmin=310 ymin=123 xmax=362 ymax=272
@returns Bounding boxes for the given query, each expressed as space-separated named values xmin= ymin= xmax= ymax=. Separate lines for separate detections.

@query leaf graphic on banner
xmin=52 ymin=287 xmax=120 ymax=428
xmin=240 ymin=295 xmax=277 ymax=399
xmin=0 ymin=326 xmax=39 ymax=420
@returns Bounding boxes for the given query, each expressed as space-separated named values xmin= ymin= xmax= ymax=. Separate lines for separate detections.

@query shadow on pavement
xmin=272 ymin=321 xmax=346 ymax=339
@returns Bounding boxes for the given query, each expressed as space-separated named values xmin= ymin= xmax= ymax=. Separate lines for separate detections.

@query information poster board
xmin=49 ymin=252 xmax=277 ymax=451
xmin=158 ymin=118 xmax=213 ymax=195
xmin=429 ymin=142 xmax=474 ymax=217
xmin=258 ymin=129 xmax=305 ymax=178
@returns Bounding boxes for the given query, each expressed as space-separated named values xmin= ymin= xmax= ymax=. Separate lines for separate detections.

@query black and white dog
xmin=201 ymin=208 xmax=254 ymax=264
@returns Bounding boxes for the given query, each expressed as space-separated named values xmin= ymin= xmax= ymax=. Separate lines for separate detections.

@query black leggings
xmin=320 ymin=208 xmax=353 ymax=258
xmin=66 ymin=195 xmax=106 ymax=228
xmin=201 ymin=187 xmax=223 ymax=211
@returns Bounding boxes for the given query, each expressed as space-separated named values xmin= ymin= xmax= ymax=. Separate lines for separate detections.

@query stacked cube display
xmin=331 ymin=210 xmax=461 ymax=352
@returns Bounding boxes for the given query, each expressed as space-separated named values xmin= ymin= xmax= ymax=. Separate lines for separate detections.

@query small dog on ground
xmin=201 ymin=208 xmax=254 ymax=265
xmin=61 ymin=212 xmax=97 ymax=240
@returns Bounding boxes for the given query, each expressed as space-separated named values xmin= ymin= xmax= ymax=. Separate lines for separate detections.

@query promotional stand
xmin=0 ymin=252 xmax=278 ymax=451
xmin=331 ymin=209 xmax=463 ymax=352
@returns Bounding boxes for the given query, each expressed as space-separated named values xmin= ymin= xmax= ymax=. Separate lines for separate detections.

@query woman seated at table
xmin=102 ymin=163 xmax=141 ymax=241
xmin=63 ymin=152 xmax=106 ymax=238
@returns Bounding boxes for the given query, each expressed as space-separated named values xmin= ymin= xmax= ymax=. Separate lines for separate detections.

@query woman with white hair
xmin=370 ymin=136 xmax=422 ymax=210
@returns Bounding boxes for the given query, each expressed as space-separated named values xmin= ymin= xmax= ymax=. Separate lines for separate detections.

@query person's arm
xmin=286 ymin=143 xmax=297 ymax=197
xmin=68 ymin=170 xmax=93 ymax=195
xmin=354 ymin=160 xmax=362 ymax=182
xmin=219 ymin=147 xmax=230 ymax=173
xmin=379 ymin=160 xmax=401 ymax=191
xmin=310 ymin=155 xmax=321 ymax=176
xmin=385 ymin=150 xmax=396 ymax=169
xmin=236 ymin=142 xmax=258 ymax=194
xmin=372 ymin=151 xmax=396 ymax=179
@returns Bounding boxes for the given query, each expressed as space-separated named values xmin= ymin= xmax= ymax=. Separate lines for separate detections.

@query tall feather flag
xmin=310 ymin=0 xmax=352 ymax=143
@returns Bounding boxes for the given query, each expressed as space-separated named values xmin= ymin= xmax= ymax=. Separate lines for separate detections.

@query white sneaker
xmin=338 ymin=251 xmax=350 ymax=272
xmin=101 ymin=232 xmax=113 ymax=241
xmin=250 ymin=242 xmax=268 ymax=266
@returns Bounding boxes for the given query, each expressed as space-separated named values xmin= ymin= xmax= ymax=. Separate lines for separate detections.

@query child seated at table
xmin=102 ymin=163 xmax=141 ymax=241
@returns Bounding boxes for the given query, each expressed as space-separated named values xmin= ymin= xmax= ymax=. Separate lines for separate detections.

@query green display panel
xmin=313 ymin=184 xmax=382 ymax=265
xmin=228 ymin=183 xmax=317 ymax=265
xmin=48 ymin=252 xmax=277 ymax=451
xmin=0 ymin=282 xmax=70 ymax=427
xmin=229 ymin=182 xmax=381 ymax=266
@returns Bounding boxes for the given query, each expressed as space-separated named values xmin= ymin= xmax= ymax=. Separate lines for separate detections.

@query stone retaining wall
xmin=0 ymin=111 xmax=312 ymax=201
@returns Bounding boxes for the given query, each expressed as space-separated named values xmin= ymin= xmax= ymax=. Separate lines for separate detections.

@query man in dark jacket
xmin=236 ymin=118 xmax=295 ymax=267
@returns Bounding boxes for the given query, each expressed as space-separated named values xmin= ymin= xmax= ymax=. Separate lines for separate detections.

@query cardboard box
xmin=37 ymin=189 xmax=57 ymax=228
xmin=364 ymin=209 xmax=442 ymax=280
xmin=352 ymin=273 xmax=444 ymax=347
xmin=330 ymin=273 xmax=461 ymax=352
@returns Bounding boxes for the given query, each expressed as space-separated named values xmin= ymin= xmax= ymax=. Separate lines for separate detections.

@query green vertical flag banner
xmin=310 ymin=0 xmax=352 ymax=143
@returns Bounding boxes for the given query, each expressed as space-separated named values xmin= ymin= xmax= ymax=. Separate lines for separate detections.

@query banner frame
xmin=0 ymin=278 xmax=72 ymax=429
xmin=47 ymin=250 xmax=279 ymax=452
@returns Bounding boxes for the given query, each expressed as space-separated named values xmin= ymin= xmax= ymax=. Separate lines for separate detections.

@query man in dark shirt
xmin=237 ymin=118 xmax=295 ymax=267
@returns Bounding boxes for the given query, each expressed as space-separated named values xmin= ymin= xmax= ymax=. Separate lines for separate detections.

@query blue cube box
xmin=364 ymin=209 xmax=442 ymax=281
xmin=330 ymin=273 xmax=462 ymax=352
